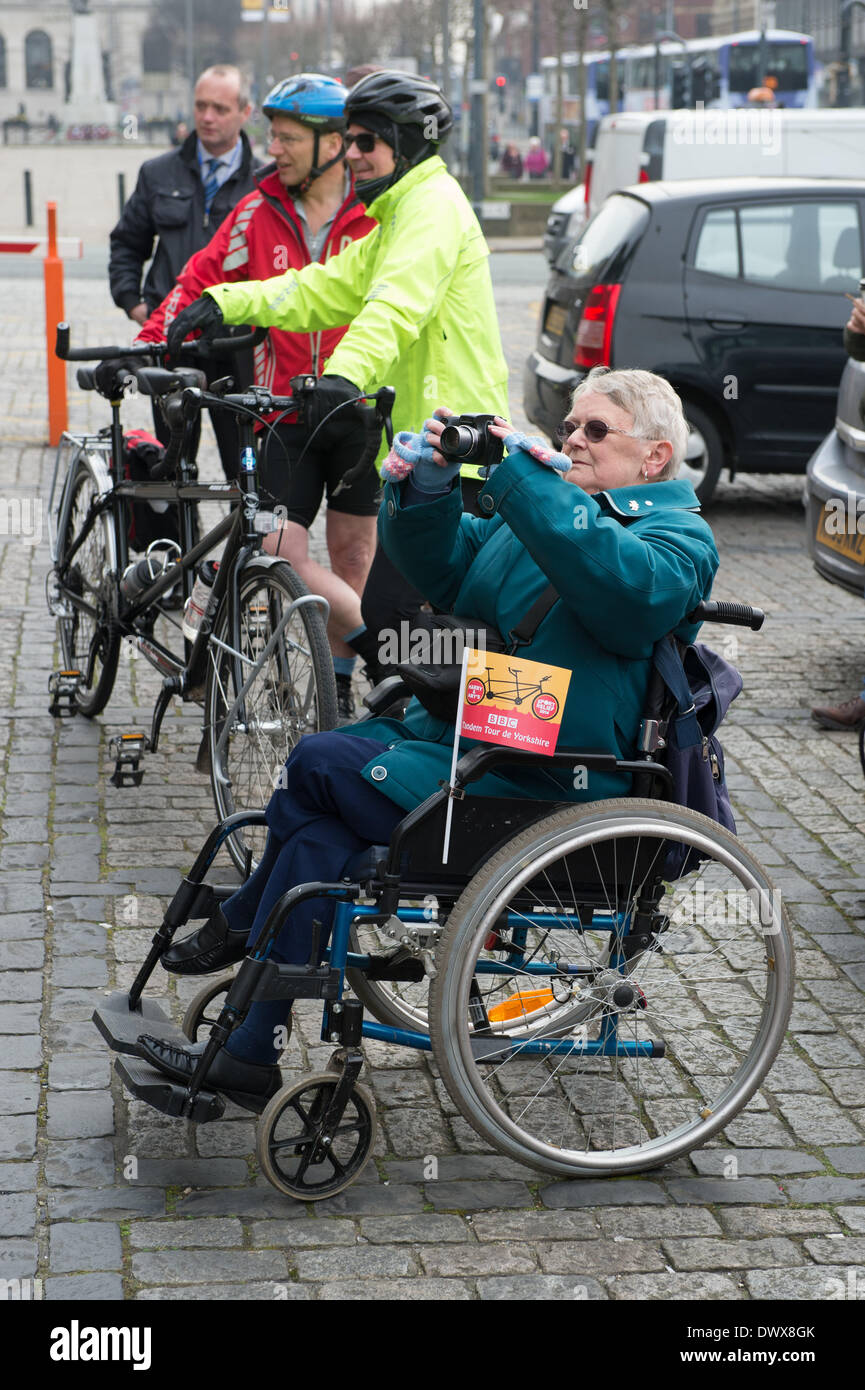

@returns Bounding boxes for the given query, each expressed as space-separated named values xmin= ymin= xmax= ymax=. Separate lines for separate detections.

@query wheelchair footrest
xmin=93 ymin=990 xmax=188 ymax=1056
xmin=114 ymin=1055 xmax=225 ymax=1123
xmin=109 ymin=732 xmax=149 ymax=787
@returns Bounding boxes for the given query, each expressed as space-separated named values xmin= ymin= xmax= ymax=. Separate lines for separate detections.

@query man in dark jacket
xmin=109 ymin=65 xmax=262 ymax=473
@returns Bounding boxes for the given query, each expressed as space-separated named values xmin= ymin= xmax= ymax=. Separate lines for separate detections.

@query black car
xmin=524 ymin=178 xmax=864 ymax=503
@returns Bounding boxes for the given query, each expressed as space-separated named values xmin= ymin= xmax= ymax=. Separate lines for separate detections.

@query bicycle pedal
xmin=48 ymin=669 xmax=81 ymax=718
xmin=109 ymin=732 xmax=149 ymax=788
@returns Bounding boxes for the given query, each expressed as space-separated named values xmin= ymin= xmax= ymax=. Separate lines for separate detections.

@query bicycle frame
xmin=52 ymin=399 xmax=328 ymax=758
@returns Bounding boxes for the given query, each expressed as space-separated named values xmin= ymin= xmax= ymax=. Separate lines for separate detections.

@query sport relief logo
xmin=460 ymin=649 xmax=571 ymax=756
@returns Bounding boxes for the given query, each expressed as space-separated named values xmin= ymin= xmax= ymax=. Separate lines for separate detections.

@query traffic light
xmin=671 ymin=61 xmax=691 ymax=108
xmin=690 ymin=58 xmax=720 ymax=106
xmin=495 ymin=74 xmax=507 ymax=113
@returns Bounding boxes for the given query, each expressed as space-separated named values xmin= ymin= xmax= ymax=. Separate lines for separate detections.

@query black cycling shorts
xmin=258 ymin=421 xmax=382 ymax=528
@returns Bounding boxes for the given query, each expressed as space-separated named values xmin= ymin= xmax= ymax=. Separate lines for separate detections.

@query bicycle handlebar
xmin=55 ymin=322 xmax=267 ymax=363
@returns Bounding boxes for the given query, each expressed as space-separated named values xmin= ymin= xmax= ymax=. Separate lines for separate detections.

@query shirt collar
xmin=197 ymin=137 xmax=242 ymax=172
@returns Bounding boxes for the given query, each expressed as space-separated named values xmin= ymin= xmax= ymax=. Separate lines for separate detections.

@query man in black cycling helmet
xmin=342 ymin=67 xmax=454 ymax=204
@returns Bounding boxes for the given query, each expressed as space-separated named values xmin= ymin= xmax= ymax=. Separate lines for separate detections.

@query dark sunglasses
xmin=555 ymin=417 xmax=639 ymax=445
xmin=343 ymin=132 xmax=378 ymax=153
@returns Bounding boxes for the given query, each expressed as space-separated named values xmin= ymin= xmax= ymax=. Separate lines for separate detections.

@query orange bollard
xmin=44 ymin=201 xmax=68 ymax=445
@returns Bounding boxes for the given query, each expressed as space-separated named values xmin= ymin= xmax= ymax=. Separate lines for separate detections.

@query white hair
xmin=572 ymin=367 xmax=690 ymax=479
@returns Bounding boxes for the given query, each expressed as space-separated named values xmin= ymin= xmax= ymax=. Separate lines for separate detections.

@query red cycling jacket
xmin=138 ymin=165 xmax=375 ymax=408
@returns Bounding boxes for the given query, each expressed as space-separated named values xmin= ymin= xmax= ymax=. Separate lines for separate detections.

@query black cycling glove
xmin=302 ymin=375 xmax=364 ymax=446
xmin=165 ymin=294 xmax=225 ymax=358
xmin=92 ymin=355 xmax=152 ymax=399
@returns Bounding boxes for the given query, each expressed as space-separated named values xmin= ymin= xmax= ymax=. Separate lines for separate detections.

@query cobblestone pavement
xmin=1 ymin=264 xmax=865 ymax=1305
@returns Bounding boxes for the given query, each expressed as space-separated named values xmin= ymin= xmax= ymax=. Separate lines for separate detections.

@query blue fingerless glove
xmin=381 ymin=422 xmax=462 ymax=494
xmin=502 ymin=429 xmax=570 ymax=474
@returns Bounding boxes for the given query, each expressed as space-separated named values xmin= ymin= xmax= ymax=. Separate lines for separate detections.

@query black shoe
xmin=137 ymin=1035 xmax=281 ymax=1110
xmin=161 ymin=907 xmax=249 ymax=976
xmin=335 ymin=672 xmax=356 ymax=725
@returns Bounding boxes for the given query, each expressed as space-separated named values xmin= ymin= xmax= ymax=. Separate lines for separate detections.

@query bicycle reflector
xmin=574 ymin=283 xmax=621 ymax=370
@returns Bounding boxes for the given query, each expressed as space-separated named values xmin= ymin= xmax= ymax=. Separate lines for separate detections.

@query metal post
xmin=441 ymin=0 xmax=450 ymax=93
xmin=471 ymin=0 xmax=485 ymax=211
xmin=185 ymin=0 xmax=195 ymax=116
xmin=44 ymin=202 xmax=68 ymax=446
xmin=838 ymin=0 xmax=865 ymax=106
xmin=260 ymin=2 xmax=269 ymax=101
xmin=118 ymin=171 xmax=126 ymax=219
xmin=531 ymin=0 xmax=540 ymax=137
xmin=24 ymin=169 xmax=33 ymax=227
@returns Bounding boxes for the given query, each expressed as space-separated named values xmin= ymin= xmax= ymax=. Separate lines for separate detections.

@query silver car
xmin=806 ymin=356 xmax=865 ymax=594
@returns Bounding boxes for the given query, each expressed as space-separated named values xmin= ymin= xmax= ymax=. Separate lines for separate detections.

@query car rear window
xmin=570 ymin=194 xmax=649 ymax=281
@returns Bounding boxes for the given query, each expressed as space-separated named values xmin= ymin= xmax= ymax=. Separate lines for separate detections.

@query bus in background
xmin=540 ymin=29 xmax=816 ymax=128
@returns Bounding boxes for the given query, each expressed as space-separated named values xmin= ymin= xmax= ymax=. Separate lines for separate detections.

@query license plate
xmin=544 ymin=303 xmax=567 ymax=337
xmin=816 ymin=501 xmax=865 ymax=568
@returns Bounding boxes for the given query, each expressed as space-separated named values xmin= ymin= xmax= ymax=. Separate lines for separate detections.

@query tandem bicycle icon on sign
xmin=462 ymin=649 xmax=571 ymax=751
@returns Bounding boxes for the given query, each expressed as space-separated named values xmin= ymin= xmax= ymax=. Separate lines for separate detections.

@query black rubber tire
xmin=256 ymin=1072 xmax=377 ymax=1200
xmin=429 ymin=798 xmax=794 ymax=1177
xmin=55 ymin=455 xmax=121 ymax=718
xmin=181 ymin=972 xmax=237 ymax=1042
xmin=681 ymin=402 xmax=724 ymax=506
xmin=205 ymin=560 xmax=337 ymax=873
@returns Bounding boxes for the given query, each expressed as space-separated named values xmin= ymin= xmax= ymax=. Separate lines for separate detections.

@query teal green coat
xmin=341 ymin=449 xmax=720 ymax=812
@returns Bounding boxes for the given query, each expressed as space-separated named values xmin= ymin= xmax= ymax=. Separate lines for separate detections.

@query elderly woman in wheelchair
xmin=96 ymin=367 xmax=793 ymax=1198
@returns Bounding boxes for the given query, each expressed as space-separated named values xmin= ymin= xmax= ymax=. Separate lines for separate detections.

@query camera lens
xmin=440 ymin=424 xmax=482 ymax=461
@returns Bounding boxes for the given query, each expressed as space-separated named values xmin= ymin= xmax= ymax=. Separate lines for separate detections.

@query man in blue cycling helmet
xmin=142 ymin=71 xmax=377 ymax=719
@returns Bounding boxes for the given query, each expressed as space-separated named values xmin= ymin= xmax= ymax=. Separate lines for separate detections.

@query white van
xmin=544 ymin=108 xmax=865 ymax=263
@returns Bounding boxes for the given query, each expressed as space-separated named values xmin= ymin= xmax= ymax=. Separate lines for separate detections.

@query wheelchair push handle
xmin=689 ymin=599 xmax=764 ymax=631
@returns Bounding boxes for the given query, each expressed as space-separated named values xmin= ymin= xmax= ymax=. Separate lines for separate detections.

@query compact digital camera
xmin=438 ymin=414 xmax=504 ymax=473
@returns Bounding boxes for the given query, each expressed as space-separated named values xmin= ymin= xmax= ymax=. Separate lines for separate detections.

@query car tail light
xmin=574 ymin=283 xmax=621 ymax=369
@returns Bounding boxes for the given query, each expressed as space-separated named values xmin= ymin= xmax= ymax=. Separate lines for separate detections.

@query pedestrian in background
xmin=500 ymin=141 xmax=523 ymax=179
xmin=525 ymin=135 xmax=549 ymax=179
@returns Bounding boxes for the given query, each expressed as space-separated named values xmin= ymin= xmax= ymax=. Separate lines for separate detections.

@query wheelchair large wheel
xmin=429 ymin=799 xmax=794 ymax=1177
xmin=256 ymin=1073 xmax=377 ymax=1200
xmin=205 ymin=560 xmax=337 ymax=872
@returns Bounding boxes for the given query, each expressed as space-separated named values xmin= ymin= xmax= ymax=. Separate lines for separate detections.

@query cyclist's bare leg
xmin=324 ymin=510 xmax=377 ymax=601
xmin=263 ymin=520 xmax=362 ymax=658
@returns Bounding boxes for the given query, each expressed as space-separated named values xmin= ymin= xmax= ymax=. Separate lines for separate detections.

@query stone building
xmin=0 ymin=0 xmax=187 ymax=127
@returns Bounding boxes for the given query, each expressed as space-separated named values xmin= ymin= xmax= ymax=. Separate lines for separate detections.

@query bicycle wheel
xmin=430 ymin=798 xmax=794 ymax=1177
xmin=54 ymin=453 xmax=120 ymax=718
xmin=205 ymin=559 xmax=338 ymax=872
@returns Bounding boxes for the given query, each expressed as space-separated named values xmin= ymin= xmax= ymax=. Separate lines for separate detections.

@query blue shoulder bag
xmin=652 ymin=638 xmax=743 ymax=877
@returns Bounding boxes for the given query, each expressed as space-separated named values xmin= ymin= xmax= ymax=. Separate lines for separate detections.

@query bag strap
xmin=507 ymin=584 xmax=559 ymax=652
xmin=652 ymin=637 xmax=703 ymax=750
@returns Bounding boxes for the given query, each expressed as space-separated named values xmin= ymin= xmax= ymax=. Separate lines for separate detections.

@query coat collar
xmin=180 ymin=128 xmax=254 ymax=176
xmin=365 ymin=154 xmax=446 ymax=221
xmin=596 ymin=478 xmax=701 ymax=518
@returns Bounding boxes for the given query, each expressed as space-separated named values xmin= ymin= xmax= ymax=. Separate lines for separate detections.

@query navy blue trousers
xmin=221 ymin=731 xmax=404 ymax=1063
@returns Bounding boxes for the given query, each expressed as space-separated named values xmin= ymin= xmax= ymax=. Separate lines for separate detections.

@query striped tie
xmin=202 ymin=157 xmax=221 ymax=213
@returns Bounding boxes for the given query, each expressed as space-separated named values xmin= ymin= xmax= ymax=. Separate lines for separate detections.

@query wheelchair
xmin=93 ymin=601 xmax=794 ymax=1200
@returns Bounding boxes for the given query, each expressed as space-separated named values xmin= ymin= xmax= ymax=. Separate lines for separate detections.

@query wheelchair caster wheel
xmin=181 ymin=973 xmax=237 ymax=1043
xmin=256 ymin=1072 xmax=377 ymax=1200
